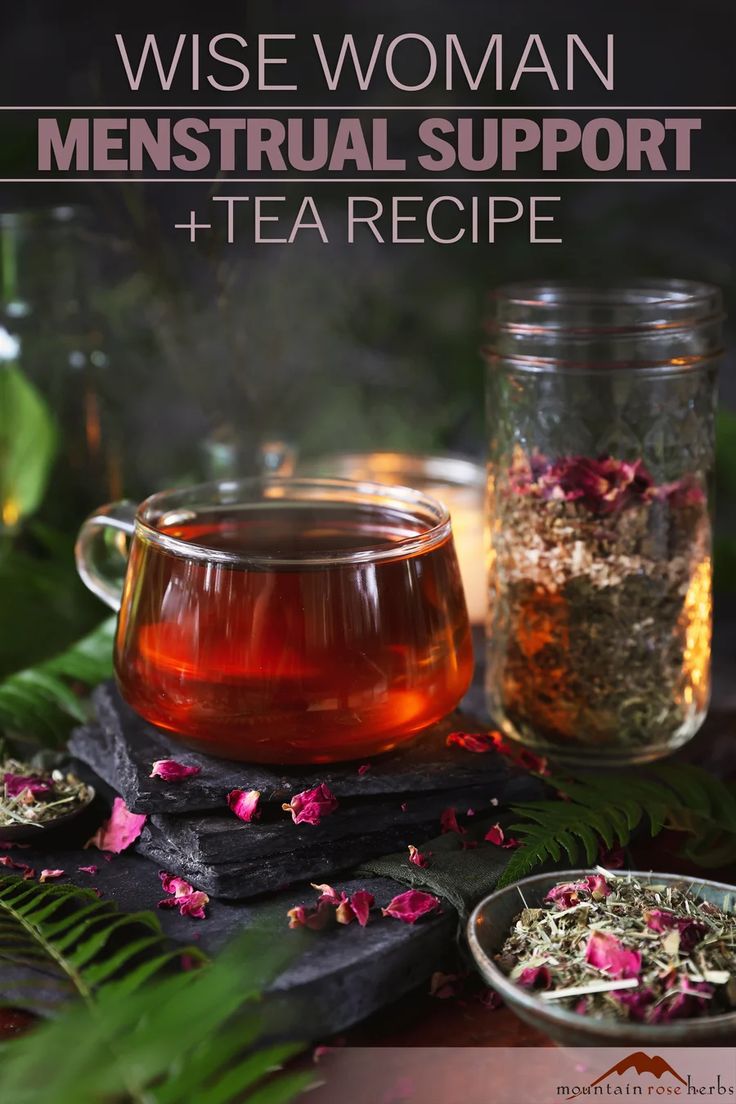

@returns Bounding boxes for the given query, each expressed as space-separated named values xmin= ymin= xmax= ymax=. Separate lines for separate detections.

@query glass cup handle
xmin=75 ymin=501 xmax=137 ymax=612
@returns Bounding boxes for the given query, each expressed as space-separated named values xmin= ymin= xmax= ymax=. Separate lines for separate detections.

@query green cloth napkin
xmin=358 ymin=813 xmax=520 ymax=917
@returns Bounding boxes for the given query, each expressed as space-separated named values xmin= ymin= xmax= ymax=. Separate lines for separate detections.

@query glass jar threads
xmin=484 ymin=281 xmax=723 ymax=766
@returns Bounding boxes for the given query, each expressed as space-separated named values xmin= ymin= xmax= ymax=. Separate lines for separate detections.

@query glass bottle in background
xmin=0 ymin=207 xmax=121 ymax=527
xmin=484 ymin=281 xmax=722 ymax=766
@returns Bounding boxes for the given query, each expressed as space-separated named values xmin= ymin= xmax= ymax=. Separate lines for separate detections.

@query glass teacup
xmin=76 ymin=477 xmax=474 ymax=763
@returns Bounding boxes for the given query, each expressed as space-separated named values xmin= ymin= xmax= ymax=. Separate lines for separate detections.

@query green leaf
xmin=497 ymin=762 xmax=736 ymax=889
xmin=0 ymin=616 xmax=115 ymax=745
xmin=0 ymin=900 xmax=308 ymax=1099
xmin=0 ymin=875 xmax=200 ymax=1011
xmin=0 ymin=362 xmax=56 ymax=527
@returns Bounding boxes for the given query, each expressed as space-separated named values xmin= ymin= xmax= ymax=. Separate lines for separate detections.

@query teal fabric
xmin=357 ymin=813 xmax=518 ymax=917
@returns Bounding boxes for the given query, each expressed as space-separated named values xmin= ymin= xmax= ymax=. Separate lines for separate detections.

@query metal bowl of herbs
xmin=1 ymin=759 xmax=95 ymax=843
xmin=468 ymin=869 xmax=736 ymax=1045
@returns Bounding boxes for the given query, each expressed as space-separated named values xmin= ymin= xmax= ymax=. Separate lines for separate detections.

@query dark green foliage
xmin=0 ymin=874 xmax=311 ymax=1104
xmin=0 ymin=616 xmax=115 ymax=749
xmin=497 ymin=762 xmax=736 ymax=887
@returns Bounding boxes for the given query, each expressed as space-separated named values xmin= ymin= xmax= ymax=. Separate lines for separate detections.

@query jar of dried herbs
xmin=485 ymin=281 xmax=723 ymax=766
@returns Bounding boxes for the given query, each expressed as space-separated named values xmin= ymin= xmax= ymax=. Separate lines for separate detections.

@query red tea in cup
xmin=77 ymin=479 xmax=473 ymax=763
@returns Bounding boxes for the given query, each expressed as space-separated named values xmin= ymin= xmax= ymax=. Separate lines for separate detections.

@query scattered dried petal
xmin=282 ymin=783 xmax=339 ymax=826
xmin=348 ymin=890 xmax=374 ymax=927
xmin=381 ymin=890 xmax=441 ymax=924
xmin=585 ymin=931 xmax=641 ymax=979
xmin=598 ymin=845 xmax=625 ymax=869
xmin=78 ymin=865 xmax=98 ymax=875
xmin=429 ymin=971 xmax=459 ymax=999
xmin=446 ymin=731 xmax=499 ymax=754
xmin=357 ymin=764 xmax=371 ymax=776
xmin=478 ymin=988 xmax=503 ymax=1010
xmin=484 ymin=823 xmax=519 ymax=849
xmin=157 ymin=870 xmax=209 ymax=919
xmin=0 ymin=856 xmax=35 ymax=879
xmin=149 ymin=759 xmax=201 ymax=782
xmin=440 ymin=807 xmax=465 ymax=836
xmin=39 ymin=869 xmax=64 ymax=882
xmin=287 ymin=899 xmax=334 ymax=931
xmin=227 ymin=788 xmax=261 ymax=822
xmin=85 ymin=797 xmax=146 ymax=853
xmin=408 ymin=844 xmax=431 ymax=868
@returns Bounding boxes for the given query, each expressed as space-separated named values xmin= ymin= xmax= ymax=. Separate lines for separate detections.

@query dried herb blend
xmin=497 ymin=873 xmax=736 ymax=1022
xmin=1 ymin=759 xmax=93 ymax=829
xmin=487 ymin=451 xmax=711 ymax=761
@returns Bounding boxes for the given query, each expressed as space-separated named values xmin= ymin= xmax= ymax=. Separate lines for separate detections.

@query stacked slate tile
xmin=70 ymin=682 xmax=541 ymax=900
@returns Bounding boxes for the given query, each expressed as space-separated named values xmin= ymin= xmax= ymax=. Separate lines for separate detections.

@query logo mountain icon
xmin=590 ymin=1052 xmax=687 ymax=1088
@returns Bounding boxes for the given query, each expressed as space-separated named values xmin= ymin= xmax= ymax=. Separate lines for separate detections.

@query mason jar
xmin=484 ymin=281 xmax=723 ymax=766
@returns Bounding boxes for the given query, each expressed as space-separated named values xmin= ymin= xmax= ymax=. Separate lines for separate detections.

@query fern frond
xmin=0 ymin=929 xmax=312 ymax=1104
xmin=497 ymin=763 xmax=736 ymax=888
xmin=0 ymin=874 xmax=206 ymax=1010
xmin=0 ymin=617 xmax=115 ymax=747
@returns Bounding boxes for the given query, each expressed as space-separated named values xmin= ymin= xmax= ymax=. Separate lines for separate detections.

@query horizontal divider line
xmin=1 ymin=105 xmax=736 ymax=112
xmin=0 ymin=177 xmax=730 ymax=184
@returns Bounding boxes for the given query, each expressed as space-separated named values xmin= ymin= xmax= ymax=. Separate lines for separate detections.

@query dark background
xmin=2 ymin=0 xmax=736 ymax=671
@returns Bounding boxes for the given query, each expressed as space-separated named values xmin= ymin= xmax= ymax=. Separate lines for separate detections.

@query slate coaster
xmin=69 ymin=681 xmax=527 ymax=815
xmin=135 ymin=781 xmax=537 ymax=898
xmin=0 ymin=844 xmax=456 ymax=1041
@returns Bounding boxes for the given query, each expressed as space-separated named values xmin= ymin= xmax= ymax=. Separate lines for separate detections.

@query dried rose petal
xmin=484 ymin=731 xmax=549 ymax=775
xmin=175 ymin=891 xmax=209 ymax=919
xmin=440 ymin=807 xmax=465 ymax=836
xmin=446 ymin=731 xmax=499 ymax=754
xmin=310 ymin=882 xmax=342 ymax=904
xmin=466 ymin=808 xmax=475 ymax=817
xmin=478 ymin=988 xmax=503 ymax=1010
xmin=348 ymin=890 xmax=374 ymax=927
xmin=381 ymin=890 xmax=441 ymax=924
xmin=612 ymin=986 xmax=656 ymax=1022
xmin=517 ymin=965 xmax=552 ymax=990
xmin=157 ymin=870 xmax=209 ymax=919
xmin=430 ymin=971 xmax=460 ymax=999
xmin=287 ymin=899 xmax=334 ymax=931
xmin=39 ymin=869 xmax=64 ymax=882
xmin=78 ymin=865 xmax=98 ymax=875
xmin=484 ymin=823 xmax=519 ymax=849
xmin=408 ymin=844 xmax=431 ymax=868
xmin=650 ymin=977 xmax=714 ymax=1023
xmin=357 ymin=764 xmax=371 ymax=776
xmin=227 ymin=788 xmax=261 ymax=823
xmin=85 ymin=797 xmax=146 ymax=853
xmin=545 ymin=875 xmax=611 ymax=909
xmin=400 ymin=802 xmax=408 ymax=812
xmin=0 ymin=856 xmax=35 ymax=879
xmin=585 ymin=930 xmax=641 ymax=979
xmin=598 ymin=844 xmax=625 ymax=869
xmin=282 ymin=783 xmax=339 ymax=826
xmin=644 ymin=908 xmax=708 ymax=953
xmin=335 ymin=898 xmax=353 ymax=925
xmin=149 ymin=759 xmax=201 ymax=782
xmin=160 ymin=872 xmax=195 ymax=898
xmin=3 ymin=772 xmax=53 ymax=799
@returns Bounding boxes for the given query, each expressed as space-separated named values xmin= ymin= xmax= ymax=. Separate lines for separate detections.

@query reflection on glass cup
xmin=298 ymin=453 xmax=487 ymax=624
